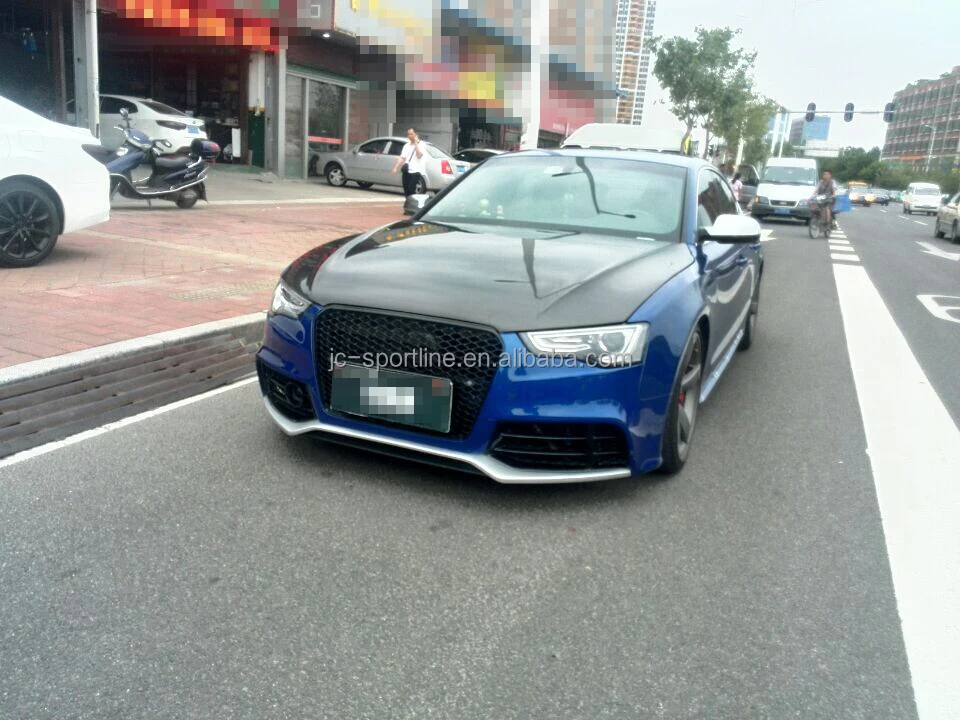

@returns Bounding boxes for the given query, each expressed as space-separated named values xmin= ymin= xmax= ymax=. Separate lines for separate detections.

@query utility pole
xmin=84 ymin=0 xmax=100 ymax=138
xmin=923 ymin=124 xmax=937 ymax=175
xmin=777 ymin=112 xmax=788 ymax=157
xmin=519 ymin=0 xmax=546 ymax=150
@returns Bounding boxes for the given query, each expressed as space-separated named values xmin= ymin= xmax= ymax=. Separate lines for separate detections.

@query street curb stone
xmin=0 ymin=313 xmax=266 ymax=387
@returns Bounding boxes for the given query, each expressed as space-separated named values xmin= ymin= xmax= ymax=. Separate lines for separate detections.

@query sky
xmin=641 ymin=0 xmax=960 ymax=151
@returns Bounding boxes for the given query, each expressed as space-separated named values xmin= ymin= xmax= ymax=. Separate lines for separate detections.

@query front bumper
xmin=751 ymin=201 xmax=812 ymax=220
xmin=256 ymin=311 xmax=674 ymax=483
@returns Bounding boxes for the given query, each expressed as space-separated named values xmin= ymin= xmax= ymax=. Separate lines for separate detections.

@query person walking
xmin=391 ymin=127 xmax=427 ymax=198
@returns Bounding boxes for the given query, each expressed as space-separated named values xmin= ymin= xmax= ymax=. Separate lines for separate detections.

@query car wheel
xmin=0 ymin=180 xmax=61 ymax=268
xmin=325 ymin=164 xmax=347 ymax=187
xmin=356 ymin=181 xmax=374 ymax=190
xmin=950 ymin=222 xmax=959 ymax=244
xmin=414 ymin=177 xmax=426 ymax=195
xmin=738 ymin=280 xmax=760 ymax=352
xmin=934 ymin=219 xmax=945 ymax=238
xmin=659 ymin=326 xmax=704 ymax=475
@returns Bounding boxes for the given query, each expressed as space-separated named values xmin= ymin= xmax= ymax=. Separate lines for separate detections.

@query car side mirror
xmin=119 ymin=108 xmax=128 ymax=119
xmin=698 ymin=214 xmax=761 ymax=244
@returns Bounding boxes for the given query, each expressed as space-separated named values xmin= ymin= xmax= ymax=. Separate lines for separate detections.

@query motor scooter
xmin=97 ymin=107 xmax=219 ymax=209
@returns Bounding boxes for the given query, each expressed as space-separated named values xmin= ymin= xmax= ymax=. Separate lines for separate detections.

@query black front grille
xmin=771 ymin=200 xmax=795 ymax=207
xmin=314 ymin=307 xmax=503 ymax=439
xmin=490 ymin=422 xmax=629 ymax=471
xmin=257 ymin=359 xmax=315 ymax=422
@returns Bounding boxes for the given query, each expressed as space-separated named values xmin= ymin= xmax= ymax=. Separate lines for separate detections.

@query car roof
xmin=494 ymin=147 xmax=713 ymax=170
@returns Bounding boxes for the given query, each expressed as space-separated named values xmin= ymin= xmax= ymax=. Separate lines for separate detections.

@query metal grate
xmin=489 ymin=422 xmax=629 ymax=470
xmin=314 ymin=307 xmax=503 ymax=439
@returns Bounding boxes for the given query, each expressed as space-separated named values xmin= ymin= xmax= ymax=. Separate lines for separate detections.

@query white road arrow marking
xmin=760 ymin=229 xmax=775 ymax=242
xmin=917 ymin=295 xmax=960 ymax=325
xmin=916 ymin=241 xmax=960 ymax=261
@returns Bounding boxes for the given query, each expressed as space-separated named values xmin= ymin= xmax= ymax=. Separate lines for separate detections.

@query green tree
xmin=652 ymin=27 xmax=758 ymax=158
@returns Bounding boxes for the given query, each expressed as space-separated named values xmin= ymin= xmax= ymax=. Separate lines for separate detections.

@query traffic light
xmin=883 ymin=102 xmax=895 ymax=123
xmin=805 ymin=103 xmax=816 ymax=122
xmin=844 ymin=103 xmax=855 ymax=122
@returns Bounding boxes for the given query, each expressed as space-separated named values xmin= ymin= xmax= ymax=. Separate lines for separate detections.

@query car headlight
xmin=755 ymin=196 xmax=769 ymax=205
xmin=270 ymin=281 xmax=310 ymax=319
xmin=519 ymin=324 xmax=649 ymax=367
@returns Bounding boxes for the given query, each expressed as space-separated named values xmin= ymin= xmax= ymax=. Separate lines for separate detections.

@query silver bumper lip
xmin=262 ymin=394 xmax=632 ymax=485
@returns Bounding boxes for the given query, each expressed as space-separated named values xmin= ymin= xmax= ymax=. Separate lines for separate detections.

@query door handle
xmin=736 ymin=255 xmax=749 ymax=266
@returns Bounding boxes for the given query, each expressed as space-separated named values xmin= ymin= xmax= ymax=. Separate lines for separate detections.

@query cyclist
xmin=813 ymin=170 xmax=836 ymax=229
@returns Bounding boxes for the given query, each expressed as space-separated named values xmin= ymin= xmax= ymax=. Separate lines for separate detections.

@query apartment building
xmin=882 ymin=66 xmax=960 ymax=172
xmin=613 ymin=0 xmax=655 ymax=125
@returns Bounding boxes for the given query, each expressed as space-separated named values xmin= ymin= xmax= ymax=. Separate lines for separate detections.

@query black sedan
xmin=872 ymin=189 xmax=890 ymax=206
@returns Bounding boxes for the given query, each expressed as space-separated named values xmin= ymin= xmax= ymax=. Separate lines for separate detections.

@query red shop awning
xmin=104 ymin=0 xmax=279 ymax=49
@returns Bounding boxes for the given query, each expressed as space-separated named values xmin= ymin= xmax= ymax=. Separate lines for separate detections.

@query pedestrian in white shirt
xmin=391 ymin=127 xmax=427 ymax=197
xmin=731 ymin=173 xmax=744 ymax=203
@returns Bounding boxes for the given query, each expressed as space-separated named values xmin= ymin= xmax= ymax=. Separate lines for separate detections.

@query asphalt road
xmin=4 ymin=208 xmax=959 ymax=719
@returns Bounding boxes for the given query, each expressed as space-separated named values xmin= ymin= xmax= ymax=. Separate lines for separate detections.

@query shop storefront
xmin=284 ymin=66 xmax=352 ymax=180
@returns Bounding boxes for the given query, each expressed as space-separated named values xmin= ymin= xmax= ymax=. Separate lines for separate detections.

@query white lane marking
xmin=0 ymin=376 xmax=258 ymax=469
xmin=881 ymin=209 xmax=888 ymax=214
xmin=898 ymin=216 xmax=909 ymax=222
xmin=760 ymin=229 xmax=776 ymax=242
xmin=917 ymin=295 xmax=960 ymax=324
xmin=831 ymin=253 xmax=861 ymax=262
xmin=829 ymin=242 xmax=853 ymax=249
xmin=915 ymin=220 xmax=929 ymax=226
xmin=833 ymin=264 xmax=960 ymax=720
xmin=916 ymin=242 xmax=960 ymax=262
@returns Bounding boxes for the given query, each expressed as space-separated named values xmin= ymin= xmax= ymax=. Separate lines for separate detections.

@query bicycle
xmin=807 ymin=195 xmax=833 ymax=239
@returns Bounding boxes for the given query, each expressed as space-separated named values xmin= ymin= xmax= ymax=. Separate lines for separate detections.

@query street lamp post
xmin=922 ymin=123 xmax=936 ymax=174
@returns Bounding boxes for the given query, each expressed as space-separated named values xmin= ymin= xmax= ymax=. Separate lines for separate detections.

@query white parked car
xmin=453 ymin=147 xmax=505 ymax=166
xmin=93 ymin=95 xmax=207 ymax=154
xmin=319 ymin=136 xmax=471 ymax=193
xmin=0 ymin=95 xmax=110 ymax=267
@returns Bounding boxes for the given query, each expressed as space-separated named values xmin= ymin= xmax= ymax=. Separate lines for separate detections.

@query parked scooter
xmin=99 ymin=107 xmax=219 ymax=209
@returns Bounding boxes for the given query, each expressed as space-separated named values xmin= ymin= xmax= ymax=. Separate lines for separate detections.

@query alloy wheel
xmin=676 ymin=333 xmax=703 ymax=460
xmin=0 ymin=188 xmax=58 ymax=267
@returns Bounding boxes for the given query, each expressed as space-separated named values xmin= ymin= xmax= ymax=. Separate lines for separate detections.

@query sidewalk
xmin=0 ymin=171 xmax=406 ymax=369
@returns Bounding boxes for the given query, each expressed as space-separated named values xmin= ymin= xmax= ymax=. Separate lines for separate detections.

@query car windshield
xmin=914 ymin=188 xmax=940 ymax=196
xmin=142 ymin=100 xmax=187 ymax=116
xmin=422 ymin=155 xmax=686 ymax=241
xmin=761 ymin=166 xmax=817 ymax=185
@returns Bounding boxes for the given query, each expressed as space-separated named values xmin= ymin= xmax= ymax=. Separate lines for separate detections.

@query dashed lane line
xmin=831 ymin=253 xmax=861 ymax=262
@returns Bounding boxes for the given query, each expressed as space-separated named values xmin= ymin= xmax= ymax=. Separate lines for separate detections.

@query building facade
xmin=882 ymin=66 xmax=960 ymax=172
xmin=613 ymin=0 xmax=655 ymax=125
xmin=789 ymin=116 xmax=830 ymax=146
xmin=14 ymin=0 xmax=617 ymax=180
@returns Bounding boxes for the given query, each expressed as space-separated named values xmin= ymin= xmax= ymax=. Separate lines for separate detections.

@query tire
xmin=0 ymin=180 xmax=61 ymax=268
xmin=808 ymin=217 xmax=820 ymax=238
xmin=950 ymin=222 xmax=959 ymax=244
xmin=658 ymin=326 xmax=704 ymax=475
xmin=356 ymin=181 xmax=374 ymax=190
xmin=175 ymin=189 xmax=199 ymax=209
xmin=738 ymin=278 xmax=760 ymax=352
xmin=413 ymin=176 xmax=426 ymax=195
xmin=325 ymin=164 xmax=347 ymax=187
xmin=934 ymin=219 xmax=945 ymax=238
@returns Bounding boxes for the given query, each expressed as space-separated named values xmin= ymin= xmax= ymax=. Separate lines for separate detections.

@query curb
xmin=0 ymin=313 xmax=265 ymax=386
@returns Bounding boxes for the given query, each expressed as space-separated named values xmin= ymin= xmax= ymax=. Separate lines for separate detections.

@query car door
xmin=383 ymin=140 xmax=410 ymax=188
xmin=941 ymin=192 xmax=960 ymax=233
xmin=697 ymin=169 xmax=755 ymax=369
xmin=350 ymin=139 xmax=390 ymax=184
xmin=738 ymin=164 xmax=759 ymax=208
xmin=98 ymin=96 xmax=126 ymax=150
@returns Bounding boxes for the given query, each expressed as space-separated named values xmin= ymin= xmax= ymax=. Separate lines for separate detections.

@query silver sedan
xmin=318 ymin=137 xmax=470 ymax=193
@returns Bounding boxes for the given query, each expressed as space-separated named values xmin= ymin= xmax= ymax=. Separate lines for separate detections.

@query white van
xmin=561 ymin=123 xmax=690 ymax=154
xmin=902 ymin=182 xmax=942 ymax=216
xmin=751 ymin=157 xmax=820 ymax=223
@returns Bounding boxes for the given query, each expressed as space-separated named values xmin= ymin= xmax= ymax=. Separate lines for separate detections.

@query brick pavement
xmin=0 ymin=201 xmax=404 ymax=369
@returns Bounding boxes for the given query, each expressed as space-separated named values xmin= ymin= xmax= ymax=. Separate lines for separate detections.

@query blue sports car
xmin=257 ymin=150 xmax=764 ymax=483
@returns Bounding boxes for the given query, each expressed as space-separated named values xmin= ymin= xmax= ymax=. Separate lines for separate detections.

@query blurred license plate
xmin=457 ymin=165 xmax=466 ymax=173
xmin=188 ymin=126 xmax=201 ymax=134
xmin=774 ymin=208 xmax=791 ymax=215
xmin=330 ymin=364 xmax=453 ymax=433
